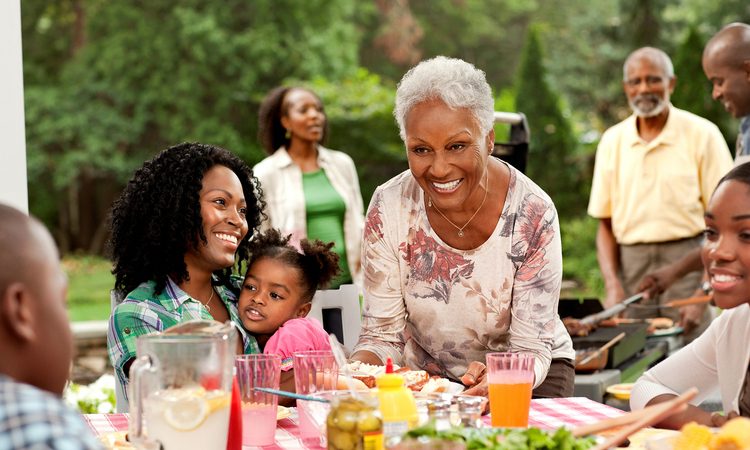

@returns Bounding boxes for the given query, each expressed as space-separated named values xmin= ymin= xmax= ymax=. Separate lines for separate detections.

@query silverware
xmin=579 ymin=293 xmax=645 ymax=326
xmin=628 ymin=294 xmax=713 ymax=310
xmin=254 ymin=387 xmax=330 ymax=403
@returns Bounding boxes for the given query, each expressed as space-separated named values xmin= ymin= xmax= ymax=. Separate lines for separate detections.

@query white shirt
xmin=631 ymin=304 xmax=750 ymax=414
xmin=253 ymin=146 xmax=365 ymax=286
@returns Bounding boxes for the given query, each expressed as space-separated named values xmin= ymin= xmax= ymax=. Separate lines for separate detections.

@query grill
xmin=492 ymin=111 xmax=529 ymax=174
xmin=572 ymin=323 xmax=648 ymax=369
xmin=560 ymin=298 xmax=655 ymax=373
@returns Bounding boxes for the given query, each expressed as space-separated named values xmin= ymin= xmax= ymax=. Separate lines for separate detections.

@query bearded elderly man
xmin=588 ymin=47 xmax=732 ymax=343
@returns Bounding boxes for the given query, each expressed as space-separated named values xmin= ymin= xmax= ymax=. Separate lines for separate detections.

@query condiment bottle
xmin=455 ymin=395 xmax=486 ymax=429
xmin=376 ymin=358 xmax=419 ymax=448
xmin=425 ymin=395 xmax=452 ymax=432
xmin=327 ymin=392 xmax=384 ymax=450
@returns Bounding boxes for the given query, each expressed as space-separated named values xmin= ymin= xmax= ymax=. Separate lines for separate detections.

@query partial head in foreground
xmin=109 ymin=142 xmax=264 ymax=295
xmin=238 ymin=229 xmax=340 ymax=340
xmin=703 ymin=23 xmax=750 ymax=118
xmin=622 ymin=47 xmax=676 ymax=118
xmin=702 ymin=162 xmax=750 ymax=310
xmin=0 ymin=204 xmax=71 ymax=395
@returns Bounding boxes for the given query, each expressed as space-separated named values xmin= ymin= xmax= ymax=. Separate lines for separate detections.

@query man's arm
xmin=637 ymin=248 xmax=703 ymax=299
xmin=596 ymin=218 xmax=625 ymax=309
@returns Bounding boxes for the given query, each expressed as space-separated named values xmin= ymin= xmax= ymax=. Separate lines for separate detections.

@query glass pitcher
xmin=128 ymin=320 xmax=237 ymax=450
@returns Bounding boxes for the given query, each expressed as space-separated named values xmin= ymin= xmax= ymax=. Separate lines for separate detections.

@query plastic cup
xmin=293 ymin=350 xmax=338 ymax=446
xmin=235 ymin=354 xmax=281 ymax=447
xmin=486 ymin=352 xmax=534 ymax=428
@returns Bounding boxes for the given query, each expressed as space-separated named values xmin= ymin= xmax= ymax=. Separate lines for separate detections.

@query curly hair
xmin=246 ymin=229 xmax=340 ymax=303
xmin=108 ymin=142 xmax=265 ymax=295
xmin=257 ymin=86 xmax=328 ymax=155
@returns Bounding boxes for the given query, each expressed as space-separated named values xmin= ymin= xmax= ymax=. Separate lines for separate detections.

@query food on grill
xmin=563 ymin=317 xmax=595 ymax=337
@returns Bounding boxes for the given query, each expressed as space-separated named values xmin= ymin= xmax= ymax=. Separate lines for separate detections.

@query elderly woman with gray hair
xmin=350 ymin=56 xmax=575 ymax=398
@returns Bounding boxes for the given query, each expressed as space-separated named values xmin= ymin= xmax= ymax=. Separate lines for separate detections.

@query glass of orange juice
xmin=486 ymin=352 xmax=534 ymax=428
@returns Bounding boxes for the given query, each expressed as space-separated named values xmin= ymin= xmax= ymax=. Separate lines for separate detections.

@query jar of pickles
xmin=326 ymin=392 xmax=384 ymax=450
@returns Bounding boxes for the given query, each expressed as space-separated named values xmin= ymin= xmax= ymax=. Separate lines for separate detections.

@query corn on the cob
xmin=673 ymin=422 xmax=713 ymax=450
xmin=709 ymin=417 xmax=750 ymax=450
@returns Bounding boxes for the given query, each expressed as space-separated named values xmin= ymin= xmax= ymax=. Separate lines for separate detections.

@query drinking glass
xmin=293 ymin=350 xmax=338 ymax=446
xmin=486 ymin=352 xmax=534 ymax=428
xmin=235 ymin=354 xmax=281 ymax=447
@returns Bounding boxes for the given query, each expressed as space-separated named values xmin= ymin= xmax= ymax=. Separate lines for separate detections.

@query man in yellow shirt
xmin=637 ymin=24 xmax=750 ymax=331
xmin=588 ymin=47 xmax=733 ymax=342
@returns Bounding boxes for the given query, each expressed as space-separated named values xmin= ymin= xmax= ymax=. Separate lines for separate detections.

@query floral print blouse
xmin=353 ymin=162 xmax=574 ymax=386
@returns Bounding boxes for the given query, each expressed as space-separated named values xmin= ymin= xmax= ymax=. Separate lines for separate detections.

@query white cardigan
xmin=630 ymin=304 xmax=750 ymax=414
xmin=253 ymin=146 xmax=365 ymax=286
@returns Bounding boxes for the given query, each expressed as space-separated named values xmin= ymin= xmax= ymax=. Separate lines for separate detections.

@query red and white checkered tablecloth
xmin=83 ymin=397 xmax=625 ymax=449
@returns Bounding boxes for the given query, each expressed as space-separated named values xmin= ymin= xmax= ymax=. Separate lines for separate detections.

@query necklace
xmin=200 ymin=287 xmax=215 ymax=313
xmin=428 ymin=167 xmax=489 ymax=238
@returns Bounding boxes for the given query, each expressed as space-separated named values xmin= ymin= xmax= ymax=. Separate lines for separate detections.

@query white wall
xmin=0 ymin=0 xmax=28 ymax=213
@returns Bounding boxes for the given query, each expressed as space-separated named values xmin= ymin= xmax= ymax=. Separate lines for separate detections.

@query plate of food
xmin=645 ymin=418 xmax=750 ymax=450
xmin=605 ymin=383 xmax=634 ymax=400
xmin=344 ymin=361 xmax=464 ymax=394
xmin=98 ymin=431 xmax=134 ymax=450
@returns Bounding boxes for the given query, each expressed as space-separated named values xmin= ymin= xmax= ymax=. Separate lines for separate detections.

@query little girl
xmin=238 ymin=229 xmax=341 ymax=399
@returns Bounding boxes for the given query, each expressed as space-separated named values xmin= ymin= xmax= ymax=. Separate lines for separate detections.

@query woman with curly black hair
xmin=255 ymin=86 xmax=364 ymax=288
xmin=107 ymin=142 xmax=265 ymax=390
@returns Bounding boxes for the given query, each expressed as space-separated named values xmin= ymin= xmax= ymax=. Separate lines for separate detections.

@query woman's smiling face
xmin=185 ymin=165 xmax=249 ymax=274
xmin=702 ymin=179 xmax=750 ymax=310
xmin=404 ymin=99 xmax=493 ymax=214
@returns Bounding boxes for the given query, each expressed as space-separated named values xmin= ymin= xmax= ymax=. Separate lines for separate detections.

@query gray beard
xmin=629 ymin=95 xmax=669 ymax=118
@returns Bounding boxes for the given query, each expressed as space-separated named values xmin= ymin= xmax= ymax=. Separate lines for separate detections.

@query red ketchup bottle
xmin=226 ymin=375 xmax=242 ymax=450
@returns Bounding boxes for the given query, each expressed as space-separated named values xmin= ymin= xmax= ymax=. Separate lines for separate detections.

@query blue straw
xmin=254 ymin=387 xmax=330 ymax=403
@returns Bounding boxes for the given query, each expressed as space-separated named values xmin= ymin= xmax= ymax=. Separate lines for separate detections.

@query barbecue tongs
xmin=579 ymin=293 xmax=645 ymax=326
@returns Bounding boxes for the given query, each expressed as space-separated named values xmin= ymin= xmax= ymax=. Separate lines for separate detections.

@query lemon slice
xmin=205 ymin=392 xmax=231 ymax=414
xmin=163 ymin=395 xmax=208 ymax=431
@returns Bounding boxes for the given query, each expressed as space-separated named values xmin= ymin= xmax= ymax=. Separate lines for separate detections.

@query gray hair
xmin=394 ymin=56 xmax=495 ymax=141
xmin=623 ymin=47 xmax=675 ymax=81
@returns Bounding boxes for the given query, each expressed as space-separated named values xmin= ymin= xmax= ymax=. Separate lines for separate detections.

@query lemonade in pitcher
xmin=143 ymin=386 xmax=231 ymax=450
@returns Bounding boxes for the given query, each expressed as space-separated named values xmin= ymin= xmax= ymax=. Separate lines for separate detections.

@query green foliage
xmin=672 ymin=26 xmax=736 ymax=149
xmin=23 ymin=0 xmax=361 ymax=251
xmin=561 ymin=216 xmax=604 ymax=299
xmin=514 ymin=26 xmax=587 ymax=217
xmin=304 ymin=69 xmax=406 ymax=206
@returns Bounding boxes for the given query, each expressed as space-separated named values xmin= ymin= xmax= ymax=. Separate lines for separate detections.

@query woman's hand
xmin=460 ymin=361 xmax=487 ymax=388
xmin=461 ymin=361 xmax=489 ymax=404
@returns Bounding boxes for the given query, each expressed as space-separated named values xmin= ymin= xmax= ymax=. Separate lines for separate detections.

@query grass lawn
xmin=64 ymin=254 xmax=114 ymax=322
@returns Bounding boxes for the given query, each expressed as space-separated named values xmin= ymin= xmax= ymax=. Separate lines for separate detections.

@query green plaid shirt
xmin=107 ymin=276 xmax=259 ymax=388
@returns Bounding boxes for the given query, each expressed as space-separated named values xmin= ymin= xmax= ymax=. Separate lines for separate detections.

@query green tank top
xmin=302 ymin=169 xmax=351 ymax=287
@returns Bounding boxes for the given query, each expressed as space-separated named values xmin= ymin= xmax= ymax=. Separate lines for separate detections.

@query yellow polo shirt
xmin=588 ymin=106 xmax=732 ymax=245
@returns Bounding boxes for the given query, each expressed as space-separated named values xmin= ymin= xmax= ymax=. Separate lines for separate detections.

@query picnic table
xmin=84 ymin=396 xmax=630 ymax=449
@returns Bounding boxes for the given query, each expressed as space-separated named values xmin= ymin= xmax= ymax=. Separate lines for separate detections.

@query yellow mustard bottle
xmin=376 ymin=358 xmax=418 ymax=448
